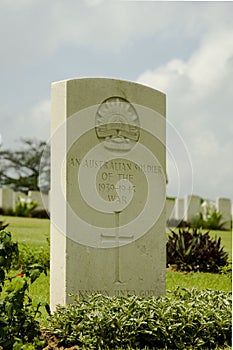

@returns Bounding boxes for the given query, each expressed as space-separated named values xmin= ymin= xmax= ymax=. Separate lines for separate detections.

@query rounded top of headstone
xmin=51 ymin=77 xmax=166 ymax=95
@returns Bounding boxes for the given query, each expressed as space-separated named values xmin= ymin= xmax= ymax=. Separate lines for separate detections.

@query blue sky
xmin=0 ymin=1 xmax=232 ymax=202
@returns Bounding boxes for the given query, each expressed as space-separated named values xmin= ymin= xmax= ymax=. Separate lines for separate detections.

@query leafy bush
xmin=190 ymin=202 xmax=226 ymax=230
xmin=166 ymin=228 xmax=229 ymax=272
xmin=0 ymin=230 xmax=49 ymax=349
xmin=15 ymin=240 xmax=50 ymax=270
xmin=0 ymin=230 xmax=18 ymax=290
xmin=0 ymin=220 xmax=9 ymax=231
xmin=218 ymin=263 xmax=232 ymax=278
xmin=14 ymin=198 xmax=38 ymax=217
xmin=45 ymin=289 xmax=232 ymax=349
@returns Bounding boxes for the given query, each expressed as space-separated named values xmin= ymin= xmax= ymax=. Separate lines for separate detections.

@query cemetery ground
xmin=0 ymin=215 xmax=232 ymax=349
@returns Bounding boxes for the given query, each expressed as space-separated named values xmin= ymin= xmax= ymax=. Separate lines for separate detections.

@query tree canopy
xmin=0 ymin=138 xmax=50 ymax=193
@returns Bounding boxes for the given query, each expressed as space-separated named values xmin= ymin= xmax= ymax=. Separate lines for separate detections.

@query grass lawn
xmin=166 ymin=270 xmax=231 ymax=292
xmin=0 ymin=215 xmax=50 ymax=248
xmin=1 ymin=215 xmax=232 ymax=304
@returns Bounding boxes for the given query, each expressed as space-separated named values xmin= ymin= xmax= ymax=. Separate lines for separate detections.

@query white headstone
xmin=28 ymin=190 xmax=47 ymax=210
xmin=50 ymin=78 xmax=166 ymax=310
xmin=166 ymin=197 xmax=176 ymax=223
xmin=0 ymin=188 xmax=14 ymax=211
xmin=216 ymin=197 xmax=232 ymax=230
xmin=41 ymin=193 xmax=49 ymax=211
xmin=184 ymin=195 xmax=201 ymax=222
xmin=174 ymin=198 xmax=184 ymax=221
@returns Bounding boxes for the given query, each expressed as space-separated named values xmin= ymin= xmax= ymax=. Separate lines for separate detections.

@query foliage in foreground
xmin=15 ymin=235 xmax=50 ymax=271
xmin=45 ymin=288 xmax=232 ymax=349
xmin=0 ymin=230 xmax=49 ymax=349
xmin=166 ymin=227 xmax=229 ymax=272
xmin=0 ymin=220 xmax=8 ymax=231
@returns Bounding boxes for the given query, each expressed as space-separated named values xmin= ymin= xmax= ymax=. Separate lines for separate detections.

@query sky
xmin=0 ymin=0 xmax=232 ymax=202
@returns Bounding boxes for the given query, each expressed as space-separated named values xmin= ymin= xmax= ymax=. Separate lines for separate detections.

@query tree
xmin=0 ymin=138 xmax=50 ymax=193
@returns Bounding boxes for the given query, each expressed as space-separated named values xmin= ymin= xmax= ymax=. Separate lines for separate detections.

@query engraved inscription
xmin=96 ymin=159 xmax=138 ymax=207
xmin=77 ymin=289 xmax=158 ymax=298
xmin=69 ymin=157 xmax=163 ymax=175
xmin=71 ymin=156 xmax=161 ymax=207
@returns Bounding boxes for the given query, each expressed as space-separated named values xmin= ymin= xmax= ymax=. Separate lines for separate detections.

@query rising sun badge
xmin=95 ymin=96 xmax=140 ymax=152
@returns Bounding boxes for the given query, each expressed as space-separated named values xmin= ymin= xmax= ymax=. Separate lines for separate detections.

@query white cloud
xmin=137 ymin=25 xmax=233 ymax=200
xmin=12 ymin=100 xmax=50 ymax=146
xmin=1 ymin=1 xmax=231 ymax=66
xmin=30 ymin=100 xmax=50 ymax=126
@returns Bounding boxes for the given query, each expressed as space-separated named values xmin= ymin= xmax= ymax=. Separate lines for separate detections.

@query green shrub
xmin=166 ymin=228 xmax=229 ymax=272
xmin=45 ymin=289 xmax=232 ymax=349
xmin=14 ymin=198 xmax=38 ymax=217
xmin=0 ymin=230 xmax=18 ymax=290
xmin=0 ymin=221 xmax=9 ymax=230
xmin=0 ymin=230 xmax=49 ymax=349
xmin=15 ymin=237 xmax=50 ymax=271
xmin=191 ymin=204 xmax=226 ymax=230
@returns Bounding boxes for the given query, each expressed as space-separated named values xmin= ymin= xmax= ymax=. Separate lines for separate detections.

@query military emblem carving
xmin=95 ymin=96 xmax=140 ymax=152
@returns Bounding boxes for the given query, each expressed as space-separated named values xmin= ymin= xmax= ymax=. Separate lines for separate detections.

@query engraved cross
xmin=101 ymin=211 xmax=134 ymax=284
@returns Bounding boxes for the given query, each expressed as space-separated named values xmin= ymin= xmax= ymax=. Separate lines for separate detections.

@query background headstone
xmin=184 ymin=195 xmax=201 ymax=223
xmin=50 ymin=78 xmax=166 ymax=310
xmin=165 ymin=197 xmax=175 ymax=224
xmin=216 ymin=197 xmax=232 ymax=230
xmin=174 ymin=198 xmax=184 ymax=221
xmin=0 ymin=188 xmax=14 ymax=211
xmin=28 ymin=190 xmax=48 ymax=211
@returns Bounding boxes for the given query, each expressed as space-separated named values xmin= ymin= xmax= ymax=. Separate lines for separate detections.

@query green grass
xmin=167 ymin=271 xmax=232 ymax=292
xmin=209 ymin=229 xmax=232 ymax=262
xmin=0 ymin=215 xmax=50 ymax=249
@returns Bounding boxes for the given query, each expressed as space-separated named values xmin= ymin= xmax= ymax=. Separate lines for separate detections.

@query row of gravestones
xmin=0 ymin=188 xmax=49 ymax=212
xmin=0 ymin=188 xmax=232 ymax=230
xmin=0 ymin=188 xmax=231 ymax=229
xmin=166 ymin=195 xmax=232 ymax=230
